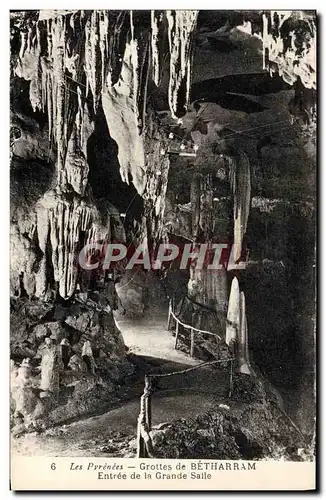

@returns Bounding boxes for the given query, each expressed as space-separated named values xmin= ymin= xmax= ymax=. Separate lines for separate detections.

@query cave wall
xmin=10 ymin=10 xmax=316 ymax=437
xmin=161 ymin=12 xmax=316 ymax=434
xmin=9 ymin=8 xmax=201 ymax=429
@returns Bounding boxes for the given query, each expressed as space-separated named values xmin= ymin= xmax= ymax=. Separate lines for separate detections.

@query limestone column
xmin=239 ymin=291 xmax=252 ymax=375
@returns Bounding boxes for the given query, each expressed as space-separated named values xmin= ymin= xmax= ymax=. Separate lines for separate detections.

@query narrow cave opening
xmin=87 ymin=100 xmax=144 ymax=235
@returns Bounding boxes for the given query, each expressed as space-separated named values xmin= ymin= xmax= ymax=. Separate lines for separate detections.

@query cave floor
xmin=12 ymin=314 xmax=232 ymax=457
xmin=11 ymin=390 xmax=221 ymax=457
xmin=115 ymin=312 xmax=199 ymax=366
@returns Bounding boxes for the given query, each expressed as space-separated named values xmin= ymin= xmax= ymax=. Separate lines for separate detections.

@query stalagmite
xmin=230 ymin=152 xmax=251 ymax=262
xmin=226 ymin=277 xmax=240 ymax=347
xmin=166 ymin=10 xmax=198 ymax=120
xmin=60 ymin=338 xmax=71 ymax=369
xmin=14 ymin=358 xmax=32 ymax=389
xmin=11 ymin=358 xmax=39 ymax=425
xmin=82 ymin=340 xmax=97 ymax=374
xmin=68 ymin=354 xmax=86 ymax=372
xmin=40 ymin=338 xmax=61 ymax=395
xmin=239 ymin=291 xmax=252 ymax=375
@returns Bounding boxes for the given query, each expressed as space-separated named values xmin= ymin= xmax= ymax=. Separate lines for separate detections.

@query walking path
xmin=12 ymin=312 xmax=228 ymax=457
xmin=116 ymin=313 xmax=199 ymax=367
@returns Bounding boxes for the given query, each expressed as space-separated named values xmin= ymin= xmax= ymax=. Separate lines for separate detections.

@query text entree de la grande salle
xmin=70 ymin=461 xmax=256 ymax=480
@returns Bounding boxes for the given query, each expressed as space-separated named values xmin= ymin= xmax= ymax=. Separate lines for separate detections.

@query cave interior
xmin=10 ymin=9 xmax=316 ymax=459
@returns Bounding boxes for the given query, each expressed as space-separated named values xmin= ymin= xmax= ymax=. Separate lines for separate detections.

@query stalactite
xmin=65 ymin=133 xmax=89 ymax=196
xmin=187 ymin=265 xmax=228 ymax=319
xmin=16 ymin=14 xmax=83 ymax=186
xmin=151 ymin=11 xmax=162 ymax=87
xmin=15 ymin=12 xmax=92 ymax=188
xmin=101 ymin=11 xmax=153 ymax=194
xmin=102 ymin=40 xmax=146 ymax=195
xmin=229 ymin=152 xmax=251 ymax=262
xmin=36 ymin=191 xmax=105 ymax=299
xmin=199 ymin=174 xmax=214 ymax=238
xmin=142 ymin=127 xmax=170 ymax=243
xmin=129 ymin=11 xmax=140 ymax=130
xmin=15 ymin=24 xmax=41 ymax=111
xmin=10 ymin=225 xmax=39 ymax=297
xmin=105 ymin=11 xmax=128 ymax=86
xmin=166 ymin=10 xmax=198 ymax=120
xmin=84 ymin=10 xmax=102 ymax=112
xmin=98 ymin=10 xmax=109 ymax=88
xmin=139 ymin=40 xmax=150 ymax=133
xmin=256 ymin=11 xmax=316 ymax=90
xmin=226 ymin=276 xmax=240 ymax=346
xmin=15 ymin=9 xmax=198 ymax=189
xmin=189 ymin=174 xmax=214 ymax=238
xmin=13 ymin=9 xmax=202 ymax=297
xmin=187 ymin=173 xmax=227 ymax=318
xmin=50 ymin=15 xmax=68 ymax=184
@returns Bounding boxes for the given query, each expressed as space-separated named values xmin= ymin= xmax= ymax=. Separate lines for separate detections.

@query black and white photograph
xmin=9 ymin=8 xmax=316 ymax=490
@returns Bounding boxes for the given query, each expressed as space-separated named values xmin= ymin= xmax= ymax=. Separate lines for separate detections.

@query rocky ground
xmin=11 ymin=338 xmax=314 ymax=460
xmin=150 ymin=374 xmax=314 ymax=461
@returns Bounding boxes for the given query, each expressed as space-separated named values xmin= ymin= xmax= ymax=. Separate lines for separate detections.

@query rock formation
xmin=40 ymin=337 xmax=61 ymax=395
xmin=10 ymin=9 xmax=316 ymax=446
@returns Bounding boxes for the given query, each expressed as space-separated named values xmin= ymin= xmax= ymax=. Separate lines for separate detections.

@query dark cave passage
xmin=87 ymin=101 xmax=144 ymax=233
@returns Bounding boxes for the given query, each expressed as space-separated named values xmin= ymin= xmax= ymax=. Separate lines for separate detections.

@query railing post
xmin=144 ymin=375 xmax=152 ymax=430
xmin=174 ymin=321 xmax=179 ymax=349
xmin=137 ymin=375 xmax=154 ymax=459
xmin=190 ymin=328 xmax=195 ymax=358
xmin=136 ymin=414 xmax=144 ymax=458
xmin=137 ymin=396 xmax=146 ymax=458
